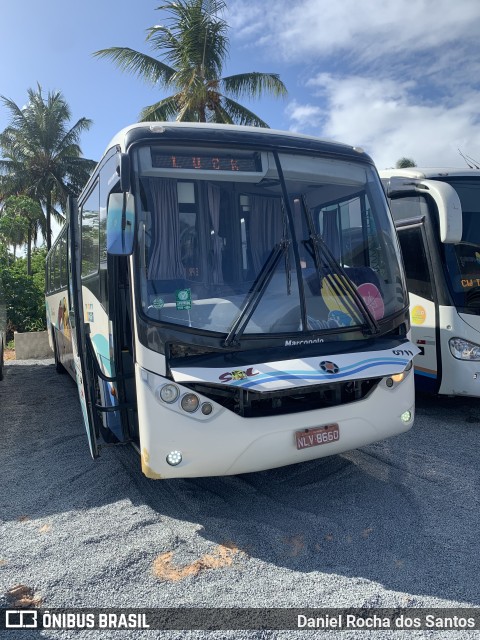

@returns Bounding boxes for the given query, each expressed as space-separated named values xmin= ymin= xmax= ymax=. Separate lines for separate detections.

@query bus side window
xmin=59 ymin=232 xmax=67 ymax=288
xmin=81 ymin=182 xmax=100 ymax=278
xmin=397 ymin=226 xmax=434 ymax=302
xmin=53 ymin=245 xmax=60 ymax=291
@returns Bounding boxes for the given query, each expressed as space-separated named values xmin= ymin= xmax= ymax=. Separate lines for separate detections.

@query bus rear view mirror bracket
xmin=117 ymin=152 xmax=131 ymax=192
xmin=107 ymin=192 xmax=135 ymax=256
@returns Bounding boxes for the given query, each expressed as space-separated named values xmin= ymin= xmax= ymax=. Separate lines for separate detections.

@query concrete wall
xmin=14 ymin=331 xmax=53 ymax=360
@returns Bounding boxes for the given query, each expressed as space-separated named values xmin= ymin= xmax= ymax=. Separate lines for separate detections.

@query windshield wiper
xmin=224 ymin=239 xmax=291 ymax=347
xmin=300 ymin=196 xmax=380 ymax=335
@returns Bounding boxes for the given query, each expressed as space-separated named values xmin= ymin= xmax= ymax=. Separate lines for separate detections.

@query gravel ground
xmin=0 ymin=358 xmax=479 ymax=639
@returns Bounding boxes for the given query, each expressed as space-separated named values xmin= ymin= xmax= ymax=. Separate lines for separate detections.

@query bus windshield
xmin=135 ymin=145 xmax=406 ymax=339
xmin=440 ymin=179 xmax=480 ymax=308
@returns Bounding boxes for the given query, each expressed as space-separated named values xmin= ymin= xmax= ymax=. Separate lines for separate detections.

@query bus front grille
xmin=185 ymin=378 xmax=381 ymax=418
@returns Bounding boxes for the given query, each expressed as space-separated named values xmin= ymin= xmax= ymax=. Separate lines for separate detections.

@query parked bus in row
xmin=46 ymin=123 xmax=417 ymax=479
xmin=380 ymin=167 xmax=480 ymax=396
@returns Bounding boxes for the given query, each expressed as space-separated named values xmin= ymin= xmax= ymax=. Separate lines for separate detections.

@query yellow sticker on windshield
xmin=411 ymin=305 xmax=426 ymax=325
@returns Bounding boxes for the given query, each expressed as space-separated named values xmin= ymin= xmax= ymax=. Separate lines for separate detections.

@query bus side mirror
xmin=106 ymin=193 xmax=135 ymax=256
xmin=420 ymin=180 xmax=462 ymax=243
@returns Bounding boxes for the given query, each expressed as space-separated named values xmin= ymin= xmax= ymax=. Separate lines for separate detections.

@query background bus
xmin=380 ymin=167 xmax=480 ymax=396
xmin=46 ymin=123 xmax=417 ymax=479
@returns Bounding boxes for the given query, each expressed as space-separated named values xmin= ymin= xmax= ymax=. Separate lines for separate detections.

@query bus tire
xmin=52 ymin=331 xmax=66 ymax=374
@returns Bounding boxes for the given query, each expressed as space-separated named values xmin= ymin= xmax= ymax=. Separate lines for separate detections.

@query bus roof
xmin=380 ymin=167 xmax=480 ymax=180
xmin=104 ymin=122 xmax=373 ymax=164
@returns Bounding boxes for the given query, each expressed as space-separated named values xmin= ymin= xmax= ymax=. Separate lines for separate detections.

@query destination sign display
xmin=151 ymin=151 xmax=262 ymax=172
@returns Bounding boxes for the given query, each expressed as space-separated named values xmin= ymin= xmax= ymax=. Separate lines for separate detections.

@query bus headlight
xmin=157 ymin=384 xmax=180 ymax=403
xmin=201 ymin=402 xmax=213 ymax=415
xmin=181 ymin=393 xmax=200 ymax=413
xmin=385 ymin=366 xmax=411 ymax=388
xmin=449 ymin=338 xmax=480 ymax=361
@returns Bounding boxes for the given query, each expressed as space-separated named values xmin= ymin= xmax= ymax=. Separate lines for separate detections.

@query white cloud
xmin=227 ymin=0 xmax=480 ymax=168
xmin=293 ymin=73 xmax=480 ymax=168
xmin=228 ymin=0 xmax=480 ymax=65
xmin=285 ymin=100 xmax=323 ymax=131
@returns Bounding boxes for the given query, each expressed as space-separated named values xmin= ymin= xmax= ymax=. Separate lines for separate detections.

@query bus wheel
xmin=53 ymin=333 xmax=66 ymax=374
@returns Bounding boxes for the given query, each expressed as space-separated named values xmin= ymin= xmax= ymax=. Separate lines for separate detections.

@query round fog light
xmin=386 ymin=377 xmax=394 ymax=388
xmin=166 ymin=450 xmax=182 ymax=466
xmin=401 ymin=410 xmax=412 ymax=423
xmin=181 ymin=393 xmax=199 ymax=413
xmin=158 ymin=383 xmax=179 ymax=403
xmin=201 ymin=402 xmax=213 ymax=415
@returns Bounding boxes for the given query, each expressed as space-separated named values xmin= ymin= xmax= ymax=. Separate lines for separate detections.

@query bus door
xmin=395 ymin=219 xmax=440 ymax=393
xmin=67 ymin=196 xmax=99 ymax=458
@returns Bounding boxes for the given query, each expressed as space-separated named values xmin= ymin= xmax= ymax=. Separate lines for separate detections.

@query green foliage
xmin=396 ymin=157 xmax=417 ymax=169
xmin=0 ymin=208 xmax=29 ymax=248
xmin=94 ymin=0 xmax=287 ymax=126
xmin=0 ymin=248 xmax=47 ymax=340
xmin=0 ymin=85 xmax=96 ymax=250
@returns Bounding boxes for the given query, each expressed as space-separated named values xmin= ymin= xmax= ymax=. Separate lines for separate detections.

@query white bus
xmin=380 ymin=167 xmax=480 ymax=396
xmin=0 ymin=273 xmax=6 ymax=381
xmin=46 ymin=123 xmax=417 ymax=479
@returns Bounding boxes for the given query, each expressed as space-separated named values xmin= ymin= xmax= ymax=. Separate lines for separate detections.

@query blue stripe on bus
xmin=231 ymin=358 xmax=409 ymax=388
xmin=414 ymin=369 xmax=437 ymax=379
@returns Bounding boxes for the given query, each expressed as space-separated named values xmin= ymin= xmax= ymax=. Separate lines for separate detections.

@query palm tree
xmin=395 ymin=157 xmax=417 ymax=169
xmin=94 ymin=0 xmax=287 ymax=125
xmin=1 ymin=195 xmax=44 ymax=274
xmin=0 ymin=205 xmax=29 ymax=263
xmin=0 ymin=85 xmax=96 ymax=249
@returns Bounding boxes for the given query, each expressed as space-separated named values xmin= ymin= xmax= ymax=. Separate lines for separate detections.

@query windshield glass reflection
xmin=135 ymin=147 xmax=406 ymax=338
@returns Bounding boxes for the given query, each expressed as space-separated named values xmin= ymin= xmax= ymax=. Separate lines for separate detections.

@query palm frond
xmin=139 ymin=94 xmax=181 ymax=121
xmin=220 ymin=96 xmax=270 ymax=127
xmin=54 ymin=118 xmax=94 ymax=160
xmin=222 ymin=72 xmax=288 ymax=99
xmin=207 ymin=102 xmax=234 ymax=125
xmin=149 ymin=1 xmax=228 ymax=78
xmin=93 ymin=47 xmax=176 ymax=86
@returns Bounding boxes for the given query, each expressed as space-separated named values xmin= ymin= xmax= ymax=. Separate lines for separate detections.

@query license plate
xmin=295 ymin=423 xmax=340 ymax=450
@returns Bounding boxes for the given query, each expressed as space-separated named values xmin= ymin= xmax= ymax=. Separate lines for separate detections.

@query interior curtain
xmin=322 ymin=209 xmax=341 ymax=261
xmin=143 ymin=177 xmax=185 ymax=280
xmin=249 ymin=196 xmax=284 ymax=273
xmin=207 ymin=184 xmax=223 ymax=284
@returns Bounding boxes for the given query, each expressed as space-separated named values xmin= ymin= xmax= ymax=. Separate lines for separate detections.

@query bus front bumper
xmin=135 ymin=365 xmax=415 ymax=479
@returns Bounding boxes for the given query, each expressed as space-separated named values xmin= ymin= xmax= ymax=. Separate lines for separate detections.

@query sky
xmin=1 ymin=0 xmax=480 ymax=175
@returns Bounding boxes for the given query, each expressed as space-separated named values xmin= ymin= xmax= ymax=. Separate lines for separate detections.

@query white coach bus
xmin=46 ymin=123 xmax=417 ymax=479
xmin=381 ymin=167 xmax=480 ymax=396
